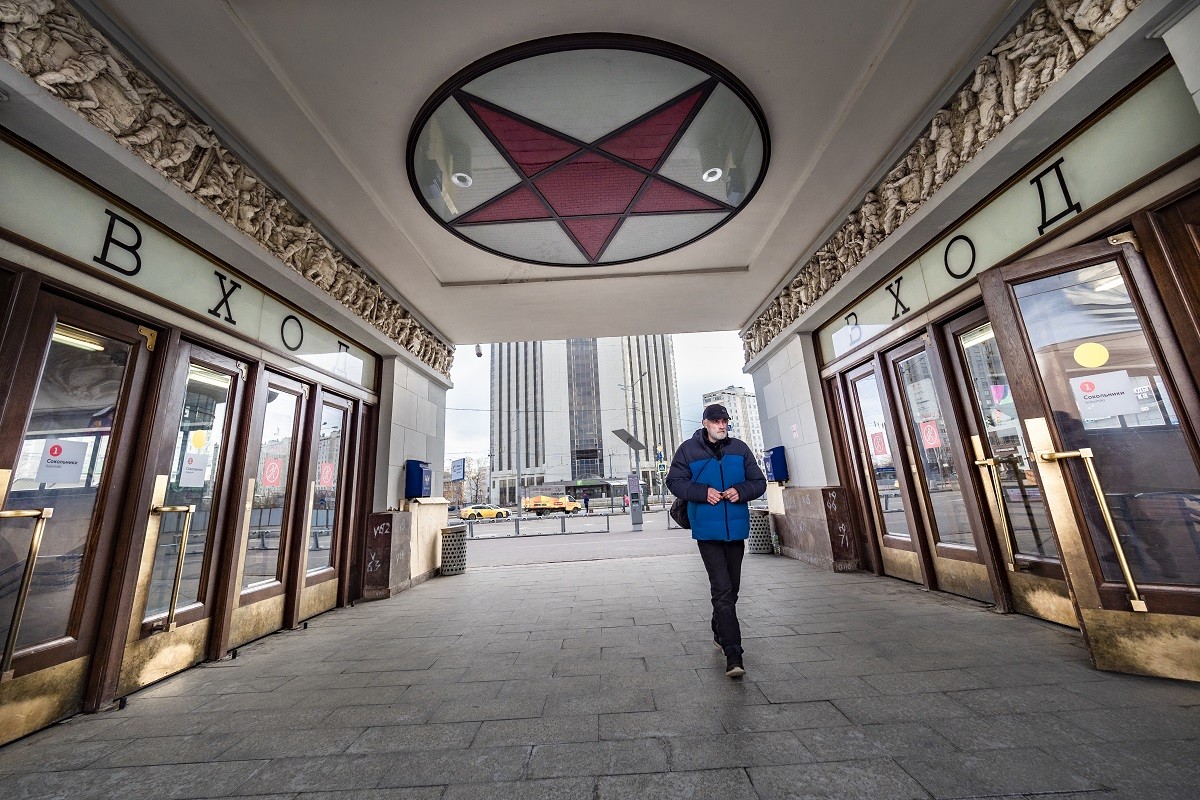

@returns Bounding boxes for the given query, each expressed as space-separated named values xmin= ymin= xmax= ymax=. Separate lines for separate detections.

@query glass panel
xmin=958 ymin=322 xmax=1058 ymax=559
xmin=896 ymin=351 xmax=975 ymax=548
xmin=0 ymin=324 xmax=131 ymax=649
xmin=242 ymin=387 xmax=300 ymax=590
xmin=851 ymin=373 xmax=913 ymax=539
xmin=308 ymin=404 xmax=346 ymax=573
xmin=144 ymin=364 xmax=233 ymax=619
xmin=1015 ymin=260 xmax=1200 ymax=586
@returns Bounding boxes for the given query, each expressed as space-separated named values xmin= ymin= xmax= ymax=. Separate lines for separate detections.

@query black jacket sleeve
xmin=665 ymin=443 xmax=711 ymax=503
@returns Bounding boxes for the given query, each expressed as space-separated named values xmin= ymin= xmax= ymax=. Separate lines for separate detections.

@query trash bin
xmin=747 ymin=509 xmax=773 ymax=554
xmin=440 ymin=524 xmax=467 ymax=576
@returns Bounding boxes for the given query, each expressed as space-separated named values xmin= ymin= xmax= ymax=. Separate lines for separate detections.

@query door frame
xmin=940 ymin=305 xmax=1063 ymax=582
xmin=0 ymin=287 xmax=160 ymax=702
xmin=981 ymin=238 xmax=1200 ymax=616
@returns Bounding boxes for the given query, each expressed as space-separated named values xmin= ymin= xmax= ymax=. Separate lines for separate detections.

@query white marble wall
xmin=375 ymin=355 xmax=449 ymax=510
xmin=1163 ymin=5 xmax=1200 ymax=114
xmin=749 ymin=334 xmax=838 ymax=488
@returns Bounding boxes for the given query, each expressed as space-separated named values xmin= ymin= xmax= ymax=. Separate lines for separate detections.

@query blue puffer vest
xmin=665 ymin=429 xmax=767 ymax=542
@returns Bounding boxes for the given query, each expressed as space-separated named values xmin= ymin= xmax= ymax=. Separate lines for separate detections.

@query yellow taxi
xmin=458 ymin=504 xmax=510 ymax=520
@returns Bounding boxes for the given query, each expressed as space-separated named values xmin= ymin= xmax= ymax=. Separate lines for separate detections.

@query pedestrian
xmin=666 ymin=403 xmax=766 ymax=678
xmin=583 ymin=493 xmax=590 ymax=514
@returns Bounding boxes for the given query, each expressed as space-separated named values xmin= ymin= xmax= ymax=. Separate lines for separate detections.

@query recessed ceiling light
xmin=702 ymin=167 xmax=723 ymax=183
xmin=451 ymin=172 xmax=473 ymax=188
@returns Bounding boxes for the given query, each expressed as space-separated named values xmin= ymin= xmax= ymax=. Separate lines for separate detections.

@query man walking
xmin=666 ymin=403 xmax=767 ymax=678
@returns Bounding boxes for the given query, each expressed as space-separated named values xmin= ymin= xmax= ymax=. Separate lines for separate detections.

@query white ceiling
xmin=83 ymin=0 xmax=1026 ymax=345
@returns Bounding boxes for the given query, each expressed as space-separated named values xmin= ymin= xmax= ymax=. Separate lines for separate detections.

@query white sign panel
xmin=0 ymin=141 xmax=376 ymax=390
xmin=36 ymin=439 xmax=88 ymax=484
xmin=820 ymin=68 xmax=1200 ymax=361
xmin=179 ymin=453 xmax=211 ymax=488
xmin=1070 ymin=370 xmax=1140 ymax=419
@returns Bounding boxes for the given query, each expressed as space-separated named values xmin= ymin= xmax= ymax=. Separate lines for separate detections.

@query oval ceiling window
xmin=408 ymin=35 xmax=769 ymax=267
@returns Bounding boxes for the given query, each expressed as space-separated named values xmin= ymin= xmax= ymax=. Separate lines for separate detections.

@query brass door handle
xmin=1036 ymin=447 xmax=1147 ymax=612
xmin=150 ymin=503 xmax=197 ymax=633
xmin=0 ymin=507 xmax=55 ymax=682
xmin=974 ymin=457 xmax=1019 ymax=572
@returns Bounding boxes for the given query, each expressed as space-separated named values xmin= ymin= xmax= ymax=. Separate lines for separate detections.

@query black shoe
xmin=724 ymin=648 xmax=745 ymax=679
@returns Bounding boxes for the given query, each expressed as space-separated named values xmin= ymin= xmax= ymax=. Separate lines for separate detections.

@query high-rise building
xmin=490 ymin=336 xmax=682 ymax=504
xmin=702 ymin=386 xmax=764 ymax=458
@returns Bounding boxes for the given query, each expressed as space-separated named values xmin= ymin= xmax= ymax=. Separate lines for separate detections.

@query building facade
xmin=490 ymin=336 xmax=682 ymax=503
xmin=744 ymin=2 xmax=1200 ymax=683
xmin=702 ymin=385 xmax=765 ymax=457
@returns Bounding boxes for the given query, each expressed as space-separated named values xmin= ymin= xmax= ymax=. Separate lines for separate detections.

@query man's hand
xmin=721 ymin=487 xmax=740 ymax=503
xmin=706 ymin=487 xmax=722 ymax=505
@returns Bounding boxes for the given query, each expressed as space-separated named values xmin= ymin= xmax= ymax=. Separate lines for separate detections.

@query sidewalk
xmin=2 ymin=551 xmax=1198 ymax=799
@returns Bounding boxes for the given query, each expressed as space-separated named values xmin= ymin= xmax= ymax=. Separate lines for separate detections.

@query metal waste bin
xmin=747 ymin=509 xmax=773 ymax=554
xmin=440 ymin=524 xmax=467 ymax=575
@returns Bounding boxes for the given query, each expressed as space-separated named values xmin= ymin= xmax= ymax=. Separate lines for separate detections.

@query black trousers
xmin=697 ymin=539 xmax=745 ymax=652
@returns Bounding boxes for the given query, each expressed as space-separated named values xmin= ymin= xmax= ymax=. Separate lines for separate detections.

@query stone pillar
xmin=749 ymin=333 xmax=855 ymax=570
xmin=1162 ymin=5 xmax=1200 ymax=115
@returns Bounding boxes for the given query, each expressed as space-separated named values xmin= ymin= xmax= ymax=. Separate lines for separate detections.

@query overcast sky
xmin=443 ymin=331 xmax=754 ymax=468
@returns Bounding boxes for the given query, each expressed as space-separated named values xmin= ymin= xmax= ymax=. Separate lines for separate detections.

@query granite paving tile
xmin=597 ymin=768 xmax=758 ymax=800
xmin=442 ymin=777 xmax=596 ymax=800
xmin=895 ymin=746 xmax=1103 ymax=798
xmin=472 ymin=715 xmax=599 ymax=747
xmin=665 ymin=731 xmax=816 ymax=770
xmin=527 ymin=739 xmax=669 ymax=778
xmin=597 ymin=708 xmax=727 ymax=739
xmin=831 ymin=692 xmax=976 ymax=725
xmin=927 ymin=712 xmax=1103 ymax=751
xmin=293 ymin=789 xmax=444 ymax=800
xmin=377 ymin=745 xmax=531 ymax=788
xmin=96 ymin=733 xmax=250 ymax=767
xmin=748 ymin=759 xmax=931 ymax=799
xmin=347 ymin=722 xmax=480 ymax=753
xmin=798 ymin=722 xmax=957 ymax=761
xmin=0 ymin=737 xmax=123 ymax=773
xmin=9 ymin=760 xmax=269 ymax=800
xmin=718 ymin=700 xmax=852 ymax=733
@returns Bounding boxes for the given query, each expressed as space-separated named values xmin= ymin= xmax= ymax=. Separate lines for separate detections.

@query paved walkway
xmin=3 ymin=550 xmax=1199 ymax=799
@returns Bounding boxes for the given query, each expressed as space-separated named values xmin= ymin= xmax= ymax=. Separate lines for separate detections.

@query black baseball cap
xmin=702 ymin=403 xmax=730 ymax=421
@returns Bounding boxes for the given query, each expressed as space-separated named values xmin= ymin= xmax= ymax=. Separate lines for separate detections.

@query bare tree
xmin=464 ymin=458 xmax=489 ymax=504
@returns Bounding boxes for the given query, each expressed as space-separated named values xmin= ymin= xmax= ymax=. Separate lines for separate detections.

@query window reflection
xmin=958 ymin=323 xmax=1057 ymax=559
xmin=308 ymin=404 xmax=345 ymax=573
xmin=1 ymin=324 xmax=130 ymax=649
xmin=242 ymin=386 xmax=299 ymax=590
xmin=1016 ymin=261 xmax=1200 ymax=585
xmin=896 ymin=352 xmax=974 ymax=548
xmin=145 ymin=364 xmax=232 ymax=619
xmin=852 ymin=373 xmax=913 ymax=540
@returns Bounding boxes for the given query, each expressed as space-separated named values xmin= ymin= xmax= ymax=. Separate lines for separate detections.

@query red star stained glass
xmin=452 ymin=83 xmax=728 ymax=263
xmin=408 ymin=37 xmax=769 ymax=267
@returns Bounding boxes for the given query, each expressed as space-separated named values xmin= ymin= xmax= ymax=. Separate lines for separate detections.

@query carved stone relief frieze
xmin=0 ymin=0 xmax=454 ymax=377
xmin=742 ymin=0 xmax=1140 ymax=363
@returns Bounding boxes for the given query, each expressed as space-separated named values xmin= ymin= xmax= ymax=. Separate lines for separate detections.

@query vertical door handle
xmin=1037 ymin=447 xmax=1147 ymax=612
xmin=974 ymin=456 xmax=1019 ymax=572
xmin=0 ymin=507 xmax=55 ymax=681
xmin=150 ymin=504 xmax=197 ymax=633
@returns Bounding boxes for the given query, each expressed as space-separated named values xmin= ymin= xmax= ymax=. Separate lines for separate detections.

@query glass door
xmin=119 ymin=344 xmax=248 ymax=692
xmin=295 ymin=394 xmax=355 ymax=621
xmin=229 ymin=371 xmax=308 ymax=648
xmin=884 ymin=337 xmax=996 ymax=603
xmin=981 ymin=238 xmax=1200 ymax=680
xmin=0 ymin=293 xmax=154 ymax=744
xmin=945 ymin=307 xmax=1076 ymax=626
xmin=843 ymin=361 xmax=926 ymax=586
